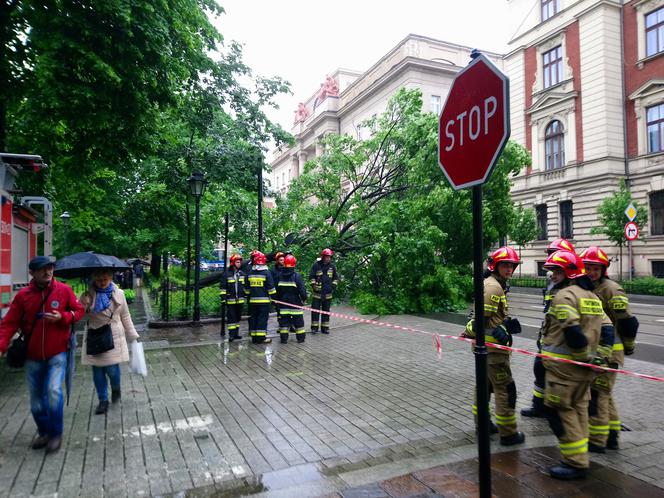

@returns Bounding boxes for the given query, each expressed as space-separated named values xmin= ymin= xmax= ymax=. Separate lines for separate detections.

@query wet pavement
xmin=1 ymin=288 xmax=663 ymax=497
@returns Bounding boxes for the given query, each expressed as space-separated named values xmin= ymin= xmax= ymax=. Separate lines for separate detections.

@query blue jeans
xmin=25 ymin=352 xmax=67 ymax=437
xmin=92 ymin=364 xmax=121 ymax=402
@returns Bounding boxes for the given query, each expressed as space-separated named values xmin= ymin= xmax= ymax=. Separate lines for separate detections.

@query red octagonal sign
xmin=438 ymin=54 xmax=510 ymax=190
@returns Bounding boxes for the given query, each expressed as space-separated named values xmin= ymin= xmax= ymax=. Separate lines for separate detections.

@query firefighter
xmin=220 ymin=254 xmax=246 ymax=342
xmin=275 ymin=255 xmax=308 ymax=344
xmin=271 ymin=251 xmax=285 ymax=320
xmin=309 ymin=248 xmax=338 ymax=334
xmin=244 ymin=251 xmax=276 ymax=344
xmin=522 ymin=238 xmax=576 ymax=418
xmin=540 ymin=250 xmax=608 ymax=480
xmin=580 ymin=246 xmax=639 ymax=452
xmin=464 ymin=246 xmax=525 ymax=446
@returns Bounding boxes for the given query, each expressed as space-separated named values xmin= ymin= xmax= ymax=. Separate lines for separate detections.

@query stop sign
xmin=438 ymin=54 xmax=510 ymax=190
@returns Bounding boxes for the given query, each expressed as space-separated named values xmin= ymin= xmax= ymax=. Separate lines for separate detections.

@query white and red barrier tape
xmin=272 ymin=299 xmax=664 ymax=384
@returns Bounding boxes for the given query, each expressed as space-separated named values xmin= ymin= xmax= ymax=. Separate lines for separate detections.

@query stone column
xmin=298 ymin=151 xmax=308 ymax=176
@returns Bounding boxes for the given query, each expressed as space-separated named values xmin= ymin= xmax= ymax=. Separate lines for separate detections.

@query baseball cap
xmin=29 ymin=256 xmax=55 ymax=271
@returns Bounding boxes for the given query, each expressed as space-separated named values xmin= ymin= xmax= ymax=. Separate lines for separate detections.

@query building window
xmin=647 ymin=103 xmax=664 ymax=153
xmin=560 ymin=200 xmax=573 ymax=239
xmin=651 ymin=190 xmax=664 ymax=235
xmin=536 ymin=204 xmax=548 ymax=240
xmin=543 ymin=46 xmax=563 ymax=88
xmin=545 ymin=120 xmax=565 ymax=170
xmin=652 ymin=261 xmax=664 ymax=278
xmin=646 ymin=7 xmax=664 ymax=57
xmin=537 ymin=261 xmax=548 ymax=277
xmin=541 ymin=0 xmax=560 ymax=22
xmin=431 ymin=95 xmax=442 ymax=115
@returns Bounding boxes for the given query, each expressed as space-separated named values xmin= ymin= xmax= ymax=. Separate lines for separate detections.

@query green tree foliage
xmin=267 ymin=88 xmax=530 ymax=314
xmin=591 ymin=179 xmax=648 ymax=248
xmin=509 ymin=204 xmax=538 ymax=275
xmin=1 ymin=1 xmax=291 ymax=272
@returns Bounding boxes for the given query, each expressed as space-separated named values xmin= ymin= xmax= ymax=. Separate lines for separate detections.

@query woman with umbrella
xmin=79 ymin=268 xmax=139 ymax=415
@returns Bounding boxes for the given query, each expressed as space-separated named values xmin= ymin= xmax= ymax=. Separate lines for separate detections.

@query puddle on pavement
xmin=168 ymin=463 xmax=328 ymax=497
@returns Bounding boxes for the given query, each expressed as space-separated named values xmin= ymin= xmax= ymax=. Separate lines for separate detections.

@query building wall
xmin=506 ymin=0 xmax=664 ymax=277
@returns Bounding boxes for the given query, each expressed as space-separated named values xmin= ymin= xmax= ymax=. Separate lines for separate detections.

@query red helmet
xmin=579 ymin=246 xmax=610 ymax=268
xmin=543 ymin=250 xmax=586 ymax=279
xmin=547 ymin=238 xmax=575 ymax=255
xmin=283 ymin=255 xmax=297 ymax=268
xmin=321 ymin=248 xmax=333 ymax=257
xmin=253 ymin=251 xmax=266 ymax=265
xmin=230 ymin=254 xmax=243 ymax=264
xmin=487 ymin=246 xmax=520 ymax=272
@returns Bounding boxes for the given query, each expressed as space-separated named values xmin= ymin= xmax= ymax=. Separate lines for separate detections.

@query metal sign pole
xmin=473 ymin=185 xmax=491 ymax=496
xmin=220 ymin=213 xmax=229 ymax=337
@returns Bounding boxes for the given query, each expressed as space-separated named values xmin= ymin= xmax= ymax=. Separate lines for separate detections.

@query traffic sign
xmin=438 ymin=53 xmax=510 ymax=190
xmin=625 ymin=221 xmax=638 ymax=241
xmin=625 ymin=203 xmax=637 ymax=221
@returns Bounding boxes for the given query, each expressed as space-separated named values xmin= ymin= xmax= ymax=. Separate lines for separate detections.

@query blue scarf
xmin=93 ymin=283 xmax=115 ymax=313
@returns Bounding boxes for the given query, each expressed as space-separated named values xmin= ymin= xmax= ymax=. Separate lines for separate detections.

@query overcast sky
xmin=214 ymin=0 xmax=520 ymax=134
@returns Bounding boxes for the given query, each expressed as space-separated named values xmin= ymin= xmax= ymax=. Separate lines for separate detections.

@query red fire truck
xmin=0 ymin=152 xmax=52 ymax=316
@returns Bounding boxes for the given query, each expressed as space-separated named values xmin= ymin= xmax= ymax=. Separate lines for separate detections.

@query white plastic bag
xmin=130 ymin=341 xmax=148 ymax=377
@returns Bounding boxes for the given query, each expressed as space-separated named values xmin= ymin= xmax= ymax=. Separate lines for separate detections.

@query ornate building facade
xmin=506 ymin=0 xmax=664 ymax=277
xmin=268 ymin=34 xmax=502 ymax=195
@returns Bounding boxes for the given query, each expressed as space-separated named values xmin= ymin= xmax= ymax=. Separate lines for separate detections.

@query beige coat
xmin=79 ymin=286 xmax=139 ymax=366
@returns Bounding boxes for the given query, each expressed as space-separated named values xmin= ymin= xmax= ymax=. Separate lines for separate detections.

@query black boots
xmin=607 ymin=430 xmax=620 ymax=450
xmin=280 ymin=333 xmax=289 ymax=344
xmin=111 ymin=389 xmax=121 ymax=404
xmin=588 ymin=442 xmax=606 ymax=453
xmin=31 ymin=435 xmax=49 ymax=450
xmin=520 ymin=406 xmax=546 ymax=418
xmin=95 ymin=400 xmax=109 ymax=415
xmin=500 ymin=431 xmax=526 ymax=446
xmin=549 ymin=463 xmax=588 ymax=480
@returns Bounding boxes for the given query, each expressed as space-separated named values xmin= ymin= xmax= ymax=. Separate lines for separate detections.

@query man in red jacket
xmin=0 ymin=256 xmax=85 ymax=453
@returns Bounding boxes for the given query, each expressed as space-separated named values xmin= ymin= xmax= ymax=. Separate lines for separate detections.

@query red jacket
xmin=0 ymin=278 xmax=85 ymax=360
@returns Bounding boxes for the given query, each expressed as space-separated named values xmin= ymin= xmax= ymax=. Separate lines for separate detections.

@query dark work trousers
xmin=279 ymin=311 xmax=306 ymax=343
xmin=530 ymin=356 xmax=546 ymax=410
xmin=311 ymin=297 xmax=331 ymax=333
xmin=227 ymin=303 xmax=243 ymax=339
xmin=250 ymin=304 xmax=270 ymax=343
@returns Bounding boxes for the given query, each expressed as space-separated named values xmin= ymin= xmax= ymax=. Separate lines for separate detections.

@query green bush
xmin=123 ymin=289 xmax=136 ymax=302
xmin=510 ymin=276 xmax=547 ymax=289
xmin=620 ymin=277 xmax=664 ymax=296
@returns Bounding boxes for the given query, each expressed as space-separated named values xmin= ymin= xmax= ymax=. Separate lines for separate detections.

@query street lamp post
xmin=187 ymin=171 xmax=207 ymax=322
xmin=60 ymin=211 xmax=71 ymax=254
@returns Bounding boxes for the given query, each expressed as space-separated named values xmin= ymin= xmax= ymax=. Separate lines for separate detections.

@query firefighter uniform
xmin=309 ymin=258 xmax=338 ymax=334
xmin=220 ymin=264 xmax=246 ymax=340
xmin=275 ymin=262 xmax=308 ymax=344
xmin=466 ymin=273 xmax=520 ymax=440
xmin=541 ymin=283 xmax=603 ymax=471
xmin=588 ymin=276 xmax=638 ymax=449
xmin=245 ymin=264 xmax=276 ymax=343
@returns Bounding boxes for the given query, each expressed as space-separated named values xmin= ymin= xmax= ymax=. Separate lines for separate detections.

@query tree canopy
xmin=266 ymin=88 xmax=531 ymax=314
xmin=1 ymin=0 xmax=292 ymax=272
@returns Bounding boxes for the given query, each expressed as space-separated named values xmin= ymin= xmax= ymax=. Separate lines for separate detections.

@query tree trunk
xmin=150 ymin=245 xmax=161 ymax=278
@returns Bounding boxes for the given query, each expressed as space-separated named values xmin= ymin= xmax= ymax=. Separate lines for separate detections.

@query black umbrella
xmin=54 ymin=252 xmax=130 ymax=279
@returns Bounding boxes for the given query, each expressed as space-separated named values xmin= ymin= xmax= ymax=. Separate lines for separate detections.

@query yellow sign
xmin=625 ymin=203 xmax=637 ymax=221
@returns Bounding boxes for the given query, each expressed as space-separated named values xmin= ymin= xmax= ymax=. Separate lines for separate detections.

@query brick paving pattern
xmin=1 ymin=292 xmax=663 ymax=497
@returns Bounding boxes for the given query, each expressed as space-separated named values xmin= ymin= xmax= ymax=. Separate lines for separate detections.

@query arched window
xmin=545 ymin=120 xmax=565 ymax=170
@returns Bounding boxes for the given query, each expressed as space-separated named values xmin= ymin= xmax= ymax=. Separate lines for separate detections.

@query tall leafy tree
xmin=267 ymin=89 xmax=530 ymax=313
xmin=509 ymin=204 xmax=538 ymax=276
xmin=591 ymin=179 xmax=647 ymax=279
xmin=2 ymin=0 xmax=292 ymax=271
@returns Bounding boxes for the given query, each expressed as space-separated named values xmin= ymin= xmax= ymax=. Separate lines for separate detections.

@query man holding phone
xmin=0 ymin=256 xmax=85 ymax=453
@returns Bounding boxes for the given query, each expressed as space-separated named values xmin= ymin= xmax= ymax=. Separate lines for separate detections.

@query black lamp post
xmin=187 ymin=171 xmax=207 ymax=322
xmin=60 ymin=211 xmax=71 ymax=254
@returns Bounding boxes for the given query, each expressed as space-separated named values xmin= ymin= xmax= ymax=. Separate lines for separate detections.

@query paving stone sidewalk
xmin=1 ymin=300 xmax=664 ymax=497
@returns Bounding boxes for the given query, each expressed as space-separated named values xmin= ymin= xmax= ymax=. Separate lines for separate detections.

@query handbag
xmin=86 ymin=323 xmax=114 ymax=355
xmin=86 ymin=303 xmax=115 ymax=356
xmin=6 ymin=287 xmax=53 ymax=369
